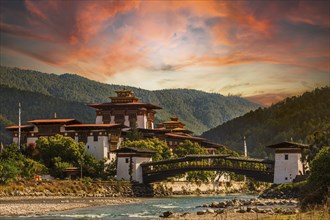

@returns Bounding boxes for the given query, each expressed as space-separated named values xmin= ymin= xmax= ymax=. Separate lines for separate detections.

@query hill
xmin=0 ymin=85 xmax=95 ymax=144
xmin=202 ymin=87 xmax=330 ymax=158
xmin=0 ymin=66 xmax=260 ymax=136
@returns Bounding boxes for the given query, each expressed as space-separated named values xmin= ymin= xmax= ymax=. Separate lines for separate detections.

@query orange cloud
xmin=0 ymin=0 xmax=328 ymax=106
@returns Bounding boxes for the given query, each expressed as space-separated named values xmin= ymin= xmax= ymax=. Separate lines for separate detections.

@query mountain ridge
xmin=0 ymin=66 xmax=260 ymax=136
xmin=201 ymin=87 xmax=330 ymax=158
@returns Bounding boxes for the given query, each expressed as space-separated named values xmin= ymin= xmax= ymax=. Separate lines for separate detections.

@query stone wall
xmin=151 ymin=181 xmax=247 ymax=196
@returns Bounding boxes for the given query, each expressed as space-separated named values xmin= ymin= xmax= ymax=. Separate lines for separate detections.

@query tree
xmin=173 ymin=140 xmax=207 ymax=156
xmin=123 ymin=138 xmax=172 ymax=161
xmin=37 ymin=134 xmax=86 ymax=168
xmin=36 ymin=134 xmax=110 ymax=179
xmin=0 ymin=159 xmax=20 ymax=183
xmin=301 ymin=146 xmax=330 ymax=207
xmin=126 ymin=120 xmax=144 ymax=141
xmin=0 ymin=143 xmax=47 ymax=183
xmin=173 ymin=140 xmax=213 ymax=182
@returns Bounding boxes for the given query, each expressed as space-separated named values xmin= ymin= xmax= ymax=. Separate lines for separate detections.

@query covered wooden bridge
xmin=141 ymin=154 xmax=274 ymax=183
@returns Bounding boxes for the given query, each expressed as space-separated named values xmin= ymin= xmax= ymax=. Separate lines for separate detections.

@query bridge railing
xmin=141 ymin=155 xmax=274 ymax=175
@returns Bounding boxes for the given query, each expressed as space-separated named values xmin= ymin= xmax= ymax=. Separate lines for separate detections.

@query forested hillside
xmin=0 ymin=85 xmax=95 ymax=144
xmin=202 ymin=87 xmax=330 ymax=158
xmin=0 ymin=66 xmax=260 ymax=135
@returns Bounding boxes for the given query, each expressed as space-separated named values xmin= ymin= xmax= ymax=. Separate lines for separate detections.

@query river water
xmin=6 ymin=194 xmax=256 ymax=219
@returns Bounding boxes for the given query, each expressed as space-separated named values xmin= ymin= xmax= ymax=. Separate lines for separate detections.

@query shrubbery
xmin=0 ymin=135 xmax=116 ymax=183
xmin=300 ymin=147 xmax=330 ymax=207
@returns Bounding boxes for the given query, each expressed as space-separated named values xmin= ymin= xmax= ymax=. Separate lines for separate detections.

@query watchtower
xmin=114 ymin=147 xmax=156 ymax=183
xmin=267 ymin=141 xmax=308 ymax=184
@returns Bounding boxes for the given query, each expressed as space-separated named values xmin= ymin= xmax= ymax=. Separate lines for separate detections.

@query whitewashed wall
xmin=274 ymin=152 xmax=303 ymax=184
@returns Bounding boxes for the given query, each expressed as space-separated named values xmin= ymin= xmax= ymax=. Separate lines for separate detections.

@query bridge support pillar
xmin=113 ymin=147 xmax=156 ymax=183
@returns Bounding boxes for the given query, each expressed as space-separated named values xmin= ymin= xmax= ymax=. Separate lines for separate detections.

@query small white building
xmin=114 ymin=147 xmax=156 ymax=183
xmin=267 ymin=141 xmax=308 ymax=184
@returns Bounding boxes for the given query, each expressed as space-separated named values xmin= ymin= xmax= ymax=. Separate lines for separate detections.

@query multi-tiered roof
xmin=87 ymin=90 xmax=162 ymax=110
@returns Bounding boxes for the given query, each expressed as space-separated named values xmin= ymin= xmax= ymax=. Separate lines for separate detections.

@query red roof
xmin=165 ymin=133 xmax=206 ymax=141
xmin=87 ymin=102 xmax=162 ymax=109
xmin=28 ymin=119 xmax=81 ymax=124
xmin=267 ymin=141 xmax=309 ymax=149
xmin=65 ymin=123 xmax=126 ymax=130
xmin=6 ymin=125 xmax=34 ymax=131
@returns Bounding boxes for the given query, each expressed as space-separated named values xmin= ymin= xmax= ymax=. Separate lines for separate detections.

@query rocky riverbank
xmin=0 ymin=180 xmax=262 ymax=198
xmin=159 ymin=198 xmax=300 ymax=219
xmin=259 ymin=183 xmax=302 ymax=199
xmin=0 ymin=196 xmax=140 ymax=216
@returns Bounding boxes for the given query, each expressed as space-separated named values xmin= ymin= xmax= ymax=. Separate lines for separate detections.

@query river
xmin=4 ymin=194 xmax=256 ymax=219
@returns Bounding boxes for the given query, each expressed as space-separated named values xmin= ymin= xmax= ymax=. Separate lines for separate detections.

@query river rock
xmin=162 ymin=211 xmax=175 ymax=218
xmin=218 ymin=201 xmax=226 ymax=208
xmin=242 ymin=200 xmax=251 ymax=206
xmin=216 ymin=209 xmax=225 ymax=214
xmin=210 ymin=202 xmax=219 ymax=208
xmin=236 ymin=208 xmax=247 ymax=213
xmin=206 ymin=208 xmax=215 ymax=213
xmin=197 ymin=210 xmax=207 ymax=215
xmin=226 ymin=200 xmax=234 ymax=207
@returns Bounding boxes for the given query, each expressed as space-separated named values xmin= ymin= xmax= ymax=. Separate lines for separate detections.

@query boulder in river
xmin=206 ymin=208 xmax=215 ymax=213
xmin=162 ymin=210 xmax=175 ymax=218
xmin=197 ymin=210 xmax=207 ymax=215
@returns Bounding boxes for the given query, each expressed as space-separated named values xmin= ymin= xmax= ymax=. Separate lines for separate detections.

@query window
xmin=125 ymin=158 xmax=129 ymax=163
xmin=115 ymin=115 xmax=125 ymax=124
xmin=285 ymin=154 xmax=288 ymax=160
xmin=94 ymin=134 xmax=98 ymax=142
xmin=285 ymin=177 xmax=288 ymax=180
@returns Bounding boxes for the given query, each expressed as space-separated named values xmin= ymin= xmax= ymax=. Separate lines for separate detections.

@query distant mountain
xmin=202 ymin=87 xmax=330 ymax=158
xmin=0 ymin=66 xmax=260 ymax=142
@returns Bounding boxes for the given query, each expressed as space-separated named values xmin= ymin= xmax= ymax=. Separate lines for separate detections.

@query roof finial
xmin=54 ymin=112 xmax=57 ymax=119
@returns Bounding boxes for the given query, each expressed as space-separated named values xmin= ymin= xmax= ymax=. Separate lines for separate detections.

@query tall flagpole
xmin=18 ymin=102 xmax=21 ymax=149
xmin=244 ymin=136 xmax=247 ymax=157
xmin=244 ymin=136 xmax=247 ymax=182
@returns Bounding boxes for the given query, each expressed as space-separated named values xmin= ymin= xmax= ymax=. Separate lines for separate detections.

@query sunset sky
xmin=0 ymin=0 xmax=329 ymax=106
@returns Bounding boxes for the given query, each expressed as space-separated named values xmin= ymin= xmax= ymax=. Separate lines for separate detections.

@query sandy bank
xmin=0 ymin=196 xmax=140 ymax=216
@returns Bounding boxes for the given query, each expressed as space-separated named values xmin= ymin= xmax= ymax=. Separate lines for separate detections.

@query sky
xmin=0 ymin=0 xmax=329 ymax=106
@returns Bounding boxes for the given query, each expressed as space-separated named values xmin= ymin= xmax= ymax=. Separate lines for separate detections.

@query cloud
xmin=245 ymin=92 xmax=294 ymax=106
xmin=0 ymin=0 xmax=329 ymax=105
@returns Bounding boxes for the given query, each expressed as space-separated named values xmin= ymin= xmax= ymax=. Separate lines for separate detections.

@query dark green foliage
xmin=36 ymin=134 xmax=114 ymax=179
xmin=173 ymin=140 xmax=214 ymax=182
xmin=123 ymin=138 xmax=172 ymax=161
xmin=37 ymin=135 xmax=86 ymax=168
xmin=0 ymin=66 xmax=259 ymax=142
xmin=125 ymin=122 xmax=144 ymax=141
xmin=202 ymin=87 xmax=330 ymax=158
xmin=0 ymin=143 xmax=47 ymax=183
xmin=300 ymin=147 xmax=330 ymax=207
xmin=173 ymin=140 xmax=207 ymax=156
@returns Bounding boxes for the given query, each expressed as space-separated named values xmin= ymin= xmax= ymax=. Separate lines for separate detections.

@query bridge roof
xmin=226 ymin=156 xmax=274 ymax=164
xmin=141 ymin=154 xmax=274 ymax=166
xmin=141 ymin=154 xmax=231 ymax=166
xmin=266 ymin=141 xmax=309 ymax=149
xmin=113 ymin=147 xmax=157 ymax=154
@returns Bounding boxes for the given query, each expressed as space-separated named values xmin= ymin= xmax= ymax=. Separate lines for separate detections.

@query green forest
xmin=202 ymin=87 xmax=330 ymax=158
xmin=0 ymin=66 xmax=259 ymax=143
